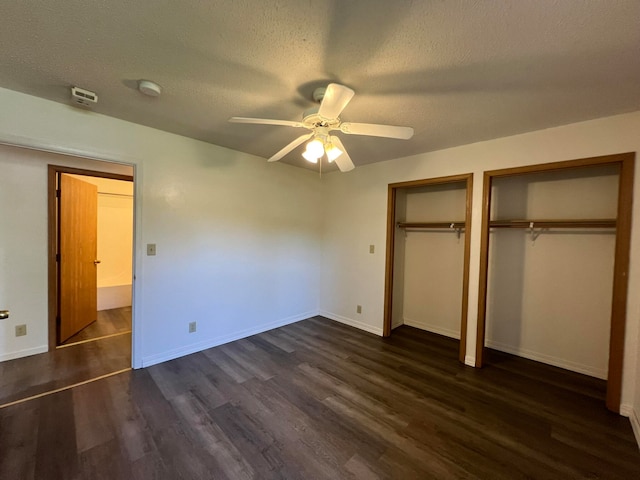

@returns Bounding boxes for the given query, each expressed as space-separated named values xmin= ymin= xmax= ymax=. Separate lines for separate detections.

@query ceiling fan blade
xmin=318 ymin=83 xmax=355 ymax=119
xmin=339 ymin=122 xmax=414 ymax=140
xmin=229 ymin=117 xmax=305 ymax=128
xmin=329 ymin=136 xmax=355 ymax=172
xmin=269 ymin=133 xmax=314 ymax=162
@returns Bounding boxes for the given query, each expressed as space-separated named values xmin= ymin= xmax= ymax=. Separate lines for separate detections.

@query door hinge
xmin=56 ymin=189 xmax=61 ymax=198
xmin=56 ymin=315 xmax=61 ymax=326
xmin=56 ymin=253 xmax=60 ymax=262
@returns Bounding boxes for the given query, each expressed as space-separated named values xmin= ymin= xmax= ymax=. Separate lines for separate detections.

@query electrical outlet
xmin=189 ymin=321 xmax=197 ymax=333
xmin=147 ymin=243 xmax=156 ymax=256
xmin=369 ymin=244 xmax=375 ymax=254
xmin=15 ymin=324 xmax=27 ymax=337
xmin=356 ymin=305 xmax=362 ymax=314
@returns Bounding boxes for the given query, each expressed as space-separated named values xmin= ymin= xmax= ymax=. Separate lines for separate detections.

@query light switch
xmin=369 ymin=244 xmax=375 ymax=254
xmin=147 ymin=243 xmax=156 ymax=256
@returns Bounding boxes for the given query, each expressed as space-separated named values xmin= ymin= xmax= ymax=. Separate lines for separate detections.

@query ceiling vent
xmin=71 ymin=86 xmax=98 ymax=108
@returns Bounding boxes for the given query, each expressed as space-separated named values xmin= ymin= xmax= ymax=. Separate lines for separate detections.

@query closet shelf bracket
xmin=529 ymin=222 xmax=543 ymax=243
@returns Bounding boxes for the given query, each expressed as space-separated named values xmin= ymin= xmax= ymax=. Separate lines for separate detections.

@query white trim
xmin=0 ymin=345 xmax=48 ymax=362
xmin=0 ymin=133 xmax=142 ymax=166
xmin=403 ymin=317 xmax=461 ymax=340
xmin=141 ymin=311 xmax=317 ymax=367
xmin=485 ymin=339 xmax=607 ymax=379
xmin=464 ymin=355 xmax=476 ymax=367
xmin=319 ymin=311 xmax=384 ymax=336
xmin=620 ymin=405 xmax=640 ymax=449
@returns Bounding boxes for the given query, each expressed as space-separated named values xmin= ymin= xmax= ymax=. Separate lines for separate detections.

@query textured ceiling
xmin=1 ymin=0 xmax=639 ymax=171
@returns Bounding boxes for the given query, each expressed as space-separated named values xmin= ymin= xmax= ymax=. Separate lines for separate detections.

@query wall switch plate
xmin=369 ymin=245 xmax=375 ymax=254
xmin=15 ymin=324 xmax=27 ymax=337
xmin=147 ymin=244 xmax=156 ymax=256
xmin=189 ymin=321 xmax=196 ymax=333
xmin=356 ymin=305 xmax=362 ymax=314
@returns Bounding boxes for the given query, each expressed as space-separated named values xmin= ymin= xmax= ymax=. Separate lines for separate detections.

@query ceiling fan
xmin=229 ymin=83 xmax=414 ymax=172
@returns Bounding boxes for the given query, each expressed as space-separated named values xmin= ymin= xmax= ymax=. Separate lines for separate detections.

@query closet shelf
xmin=397 ymin=222 xmax=466 ymax=229
xmin=489 ymin=219 xmax=616 ymax=229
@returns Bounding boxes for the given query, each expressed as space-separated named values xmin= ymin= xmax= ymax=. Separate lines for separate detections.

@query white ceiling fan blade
xmin=269 ymin=133 xmax=313 ymax=162
xmin=329 ymin=136 xmax=355 ymax=172
xmin=318 ymin=83 xmax=355 ymax=119
xmin=229 ymin=117 xmax=305 ymax=128
xmin=339 ymin=122 xmax=414 ymax=140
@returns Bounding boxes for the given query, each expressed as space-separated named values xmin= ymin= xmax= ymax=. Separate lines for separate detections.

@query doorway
xmin=48 ymin=165 xmax=134 ymax=349
xmin=384 ymin=174 xmax=473 ymax=363
xmin=476 ymin=152 xmax=635 ymax=412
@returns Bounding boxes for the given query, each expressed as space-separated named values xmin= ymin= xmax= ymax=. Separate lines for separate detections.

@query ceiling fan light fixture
xmin=305 ymin=138 xmax=324 ymax=158
xmin=325 ymin=142 xmax=343 ymax=162
xmin=302 ymin=150 xmax=319 ymax=163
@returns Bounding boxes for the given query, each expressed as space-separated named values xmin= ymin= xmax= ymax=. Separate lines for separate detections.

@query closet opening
xmin=476 ymin=153 xmax=634 ymax=412
xmin=384 ymin=174 xmax=473 ymax=363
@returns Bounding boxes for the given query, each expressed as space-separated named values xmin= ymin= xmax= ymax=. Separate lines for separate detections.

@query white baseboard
xmin=485 ymin=339 xmax=607 ymax=379
xmin=620 ymin=405 xmax=640 ymax=449
xmin=0 ymin=345 xmax=48 ymax=362
xmin=98 ymin=284 xmax=132 ymax=311
xmin=464 ymin=355 xmax=476 ymax=367
xmin=319 ymin=311 xmax=384 ymax=336
xmin=403 ymin=317 xmax=460 ymax=340
xmin=141 ymin=310 xmax=317 ymax=367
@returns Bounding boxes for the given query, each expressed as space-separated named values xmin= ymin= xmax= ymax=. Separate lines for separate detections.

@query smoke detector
xmin=70 ymin=86 xmax=98 ymax=108
xmin=138 ymin=80 xmax=162 ymax=97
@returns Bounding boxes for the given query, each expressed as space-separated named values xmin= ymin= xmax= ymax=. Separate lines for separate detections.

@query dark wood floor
xmin=0 ymin=308 xmax=131 ymax=407
xmin=1 ymin=317 xmax=638 ymax=479
xmin=62 ymin=307 xmax=132 ymax=345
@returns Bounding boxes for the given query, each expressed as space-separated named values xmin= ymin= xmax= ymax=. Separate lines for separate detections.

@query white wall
xmin=0 ymin=87 xmax=322 ymax=367
xmin=70 ymin=175 xmax=134 ymax=311
xmin=486 ymin=168 xmax=619 ymax=379
xmin=398 ymin=184 xmax=467 ymax=338
xmin=320 ymin=110 xmax=640 ymax=414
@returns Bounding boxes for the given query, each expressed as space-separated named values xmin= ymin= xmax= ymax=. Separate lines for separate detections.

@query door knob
xmin=0 ymin=310 xmax=9 ymax=320
xmin=94 ymin=260 xmax=101 ymax=265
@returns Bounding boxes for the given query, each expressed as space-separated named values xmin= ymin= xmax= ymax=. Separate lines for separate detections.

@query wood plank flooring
xmin=0 ymin=307 xmax=131 ymax=406
xmin=1 ymin=317 xmax=639 ymax=479
xmin=62 ymin=307 xmax=132 ymax=345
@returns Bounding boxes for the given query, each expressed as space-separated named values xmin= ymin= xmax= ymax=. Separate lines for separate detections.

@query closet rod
xmin=397 ymin=222 xmax=466 ymax=229
xmin=489 ymin=219 xmax=616 ymax=229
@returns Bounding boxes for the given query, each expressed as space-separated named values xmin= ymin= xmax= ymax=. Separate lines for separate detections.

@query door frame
xmin=475 ymin=152 xmax=635 ymax=412
xmin=48 ymin=165 xmax=134 ymax=349
xmin=383 ymin=173 xmax=473 ymax=363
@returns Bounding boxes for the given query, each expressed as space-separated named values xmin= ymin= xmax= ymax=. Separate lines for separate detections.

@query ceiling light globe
xmin=325 ymin=144 xmax=343 ymax=162
xmin=302 ymin=150 xmax=319 ymax=163
xmin=306 ymin=139 xmax=325 ymax=158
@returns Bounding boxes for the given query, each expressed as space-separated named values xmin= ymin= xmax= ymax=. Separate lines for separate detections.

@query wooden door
xmin=59 ymin=174 xmax=98 ymax=343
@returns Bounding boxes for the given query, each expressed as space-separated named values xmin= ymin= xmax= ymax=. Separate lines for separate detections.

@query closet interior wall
xmin=485 ymin=164 xmax=620 ymax=379
xmin=393 ymin=182 xmax=467 ymax=340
